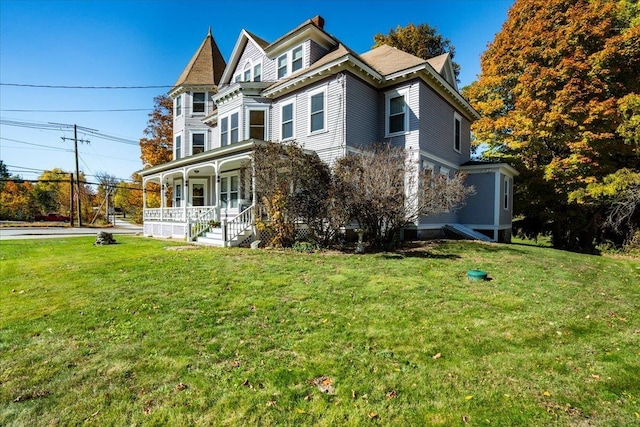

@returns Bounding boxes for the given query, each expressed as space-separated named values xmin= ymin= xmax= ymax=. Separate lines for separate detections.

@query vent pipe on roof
xmin=311 ymin=15 xmax=325 ymax=29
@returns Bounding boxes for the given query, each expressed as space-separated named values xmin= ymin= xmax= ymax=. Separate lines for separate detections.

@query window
xmin=504 ymin=177 xmax=510 ymax=210
xmin=387 ymin=92 xmax=407 ymax=135
xmin=292 ymin=46 xmax=303 ymax=73
xmin=175 ymin=135 xmax=182 ymax=159
xmin=243 ymin=62 xmax=251 ymax=82
xmin=234 ymin=74 xmax=241 ymax=83
xmin=192 ymin=92 xmax=205 ymax=114
xmin=220 ymin=175 xmax=239 ymax=209
xmin=220 ymin=112 xmax=239 ymax=146
xmin=253 ymin=63 xmax=262 ymax=82
xmin=175 ymin=95 xmax=182 ymax=117
xmin=220 ymin=117 xmax=229 ymax=146
xmin=192 ymin=133 xmax=205 ymax=155
xmin=277 ymin=54 xmax=288 ymax=79
xmin=454 ymin=113 xmax=462 ymax=152
xmin=230 ymin=112 xmax=239 ymax=143
xmin=309 ymin=88 xmax=326 ymax=133
xmin=249 ymin=110 xmax=266 ymax=140
xmin=281 ymin=103 xmax=294 ymax=140
xmin=174 ymin=184 xmax=182 ymax=207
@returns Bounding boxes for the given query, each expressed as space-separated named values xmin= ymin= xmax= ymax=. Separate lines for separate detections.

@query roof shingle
xmin=173 ymin=29 xmax=227 ymax=88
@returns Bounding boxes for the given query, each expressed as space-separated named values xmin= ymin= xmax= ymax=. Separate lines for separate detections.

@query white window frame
xmin=192 ymin=92 xmax=206 ymax=115
xmin=175 ymin=94 xmax=182 ymax=117
xmin=308 ymin=86 xmax=327 ymax=135
xmin=504 ymin=177 xmax=510 ymax=211
xmin=280 ymin=100 xmax=295 ymax=141
xmin=453 ymin=112 xmax=462 ymax=153
xmin=277 ymin=53 xmax=288 ymax=79
xmin=175 ymin=133 xmax=182 ymax=160
xmin=253 ymin=61 xmax=262 ymax=82
xmin=190 ymin=130 xmax=207 ymax=155
xmin=219 ymin=173 xmax=240 ymax=210
xmin=276 ymin=44 xmax=305 ymax=79
xmin=440 ymin=167 xmax=451 ymax=179
xmin=385 ymin=88 xmax=409 ymax=137
xmin=243 ymin=61 xmax=252 ymax=82
xmin=246 ymin=107 xmax=269 ymax=141
xmin=220 ymin=110 xmax=240 ymax=146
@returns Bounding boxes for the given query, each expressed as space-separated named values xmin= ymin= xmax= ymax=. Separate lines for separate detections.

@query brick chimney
xmin=311 ymin=15 xmax=325 ymax=29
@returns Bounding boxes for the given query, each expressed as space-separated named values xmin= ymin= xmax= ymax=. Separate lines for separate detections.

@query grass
xmin=1 ymin=237 xmax=639 ymax=426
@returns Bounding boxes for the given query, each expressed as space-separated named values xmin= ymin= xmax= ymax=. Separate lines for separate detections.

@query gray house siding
xmin=344 ymin=73 xmax=378 ymax=148
xmin=418 ymin=83 xmax=470 ymax=166
xmin=309 ymin=40 xmax=328 ymax=66
xmin=232 ymin=39 xmax=268 ymax=81
xmin=379 ymin=81 xmax=420 ymax=152
xmin=459 ymin=172 xmax=496 ymax=225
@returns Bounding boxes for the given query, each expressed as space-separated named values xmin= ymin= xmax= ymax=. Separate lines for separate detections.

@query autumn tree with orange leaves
xmin=139 ymin=94 xmax=173 ymax=167
xmin=464 ymin=0 xmax=640 ymax=251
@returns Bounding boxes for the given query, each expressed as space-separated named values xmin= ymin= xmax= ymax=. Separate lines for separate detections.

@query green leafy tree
xmin=464 ymin=0 xmax=640 ymax=250
xmin=373 ymin=23 xmax=460 ymax=78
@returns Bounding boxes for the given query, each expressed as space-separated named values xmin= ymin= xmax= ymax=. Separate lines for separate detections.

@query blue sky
xmin=0 ymin=0 xmax=513 ymax=183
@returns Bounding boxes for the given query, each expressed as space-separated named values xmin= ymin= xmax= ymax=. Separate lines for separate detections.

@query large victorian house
xmin=139 ymin=16 xmax=518 ymax=246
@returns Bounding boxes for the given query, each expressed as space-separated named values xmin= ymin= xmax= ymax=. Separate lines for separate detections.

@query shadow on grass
xmin=381 ymin=251 xmax=461 ymax=260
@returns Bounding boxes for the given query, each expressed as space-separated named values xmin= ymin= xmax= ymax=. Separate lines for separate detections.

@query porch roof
xmin=138 ymin=139 xmax=261 ymax=177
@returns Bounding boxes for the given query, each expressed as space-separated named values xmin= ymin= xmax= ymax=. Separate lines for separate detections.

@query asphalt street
xmin=0 ymin=219 xmax=143 ymax=240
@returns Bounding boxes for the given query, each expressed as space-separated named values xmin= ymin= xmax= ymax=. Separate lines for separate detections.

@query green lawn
xmin=1 ymin=237 xmax=639 ymax=426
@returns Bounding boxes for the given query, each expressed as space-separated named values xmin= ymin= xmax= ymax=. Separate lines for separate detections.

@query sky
xmin=0 ymin=0 xmax=514 ymax=183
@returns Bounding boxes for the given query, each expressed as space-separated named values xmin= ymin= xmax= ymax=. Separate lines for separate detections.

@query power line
xmin=1 ymin=108 xmax=151 ymax=113
xmin=0 ymin=83 xmax=172 ymax=89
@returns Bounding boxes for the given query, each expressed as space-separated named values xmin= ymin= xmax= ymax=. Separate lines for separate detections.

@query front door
xmin=190 ymin=180 xmax=207 ymax=207
xmin=219 ymin=174 xmax=239 ymax=215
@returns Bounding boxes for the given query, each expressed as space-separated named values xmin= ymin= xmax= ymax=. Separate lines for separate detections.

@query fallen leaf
xmin=462 ymin=415 xmax=470 ymax=423
xmin=368 ymin=412 xmax=379 ymax=419
xmin=465 ymin=395 xmax=474 ymax=400
xmin=266 ymin=400 xmax=276 ymax=407
xmin=432 ymin=353 xmax=442 ymax=360
xmin=542 ymin=391 xmax=551 ymax=397
xmin=312 ymin=376 xmax=335 ymax=394
xmin=176 ymin=382 xmax=187 ymax=391
xmin=386 ymin=390 xmax=397 ymax=399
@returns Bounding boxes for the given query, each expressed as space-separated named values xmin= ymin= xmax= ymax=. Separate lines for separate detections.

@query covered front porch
xmin=140 ymin=140 xmax=258 ymax=245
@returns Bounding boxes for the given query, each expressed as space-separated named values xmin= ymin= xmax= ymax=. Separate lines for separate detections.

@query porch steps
xmin=444 ymin=224 xmax=494 ymax=242
xmin=195 ymin=227 xmax=253 ymax=247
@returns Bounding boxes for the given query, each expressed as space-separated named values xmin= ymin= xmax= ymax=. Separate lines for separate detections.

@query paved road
xmin=0 ymin=219 xmax=143 ymax=240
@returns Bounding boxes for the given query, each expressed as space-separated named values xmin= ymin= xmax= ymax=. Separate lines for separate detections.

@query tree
xmin=0 ymin=180 xmax=37 ymax=220
xmin=464 ymin=0 xmax=640 ymax=251
xmin=249 ymin=142 xmax=333 ymax=247
xmin=333 ymin=144 xmax=474 ymax=250
xmin=373 ymin=23 xmax=460 ymax=79
xmin=140 ymin=95 xmax=173 ymax=167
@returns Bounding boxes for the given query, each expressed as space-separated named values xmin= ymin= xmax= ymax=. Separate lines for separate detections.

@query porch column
xmin=161 ymin=175 xmax=166 ymax=221
xmin=142 ymin=178 xmax=147 ymax=210
xmin=183 ymin=169 xmax=188 ymax=221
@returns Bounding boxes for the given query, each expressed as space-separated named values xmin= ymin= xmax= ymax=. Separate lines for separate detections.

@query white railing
xmin=143 ymin=206 xmax=217 ymax=222
xmin=187 ymin=206 xmax=219 ymax=241
xmin=223 ymin=204 xmax=254 ymax=246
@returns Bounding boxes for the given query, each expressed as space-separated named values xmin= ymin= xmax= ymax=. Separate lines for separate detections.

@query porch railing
xmin=143 ymin=207 xmax=217 ymax=223
xmin=186 ymin=206 xmax=219 ymax=241
xmin=223 ymin=204 xmax=254 ymax=246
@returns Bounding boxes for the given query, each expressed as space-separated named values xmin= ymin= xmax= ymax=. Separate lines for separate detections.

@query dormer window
xmin=292 ymin=46 xmax=303 ymax=73
xmin=276 ymin=45 xmax=305 ymax=79
xmin=192 ymin=92 xmax=205 ymax=114
xmin=243 ymin=62 xmax=251 ymax=82
xmin=253 ymin=63 xmax=262 ymax=82
xmin=277 ymin=55 xmax=288 ymax=79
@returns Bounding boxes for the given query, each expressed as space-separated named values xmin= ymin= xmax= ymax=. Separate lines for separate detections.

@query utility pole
xmin=61 ymin=125 xmax=90 ymax=227
xmin=69 ymin=173 xmax=75 ymax=227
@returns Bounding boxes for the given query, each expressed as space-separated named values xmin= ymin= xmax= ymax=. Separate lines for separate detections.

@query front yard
xmin=1 ymin=237 xmax=638 ymax=426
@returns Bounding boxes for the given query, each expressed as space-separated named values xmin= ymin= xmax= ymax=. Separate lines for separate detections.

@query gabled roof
xmin=426 ymin=52 xmax=457 ymax=90
xmin=172 ymin=28 xmax=226 ymax=90
xmin=359 ymin=45 xmax=427 ymax=76
xmin=219 ymin=29 xmax=270 ymax=86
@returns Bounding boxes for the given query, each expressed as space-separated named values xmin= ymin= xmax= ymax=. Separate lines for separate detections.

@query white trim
xmin=418 ymin=150 xmax=459 ymax=170
xmin=189 ymin=129 xmax=208 ymax=156
xmin=245 ymin=106 xmax=269 ymax=141
xmin=307 ymin=86 xmax=327 ymax=135
xmin=174 ymin=132 xmax=183 ymax=160
xmin=453 ymin=112 xmax=462 ymax=153
xmin=219 ymin=108 xmax=240 ymax=147
xmin=175 ymin=94 xmax=182 ymax=117
xmin=494 ymin=171 xmax=501 ymax=227
xmin=189 ymin=178 xmax=208 ymax=208
xmin=385 ymin=88 xmax=409 ymax=137
xmin=191 ymin=91 xmax=207 ymax=115
xmin=280 ymin=98 xmax=296 ymax=141
xmin=276 ymin=43 xmax=305 ymax=80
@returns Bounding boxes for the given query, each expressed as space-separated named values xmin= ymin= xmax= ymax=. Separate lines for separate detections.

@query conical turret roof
xmin=173 ymin=28 xmax=226 ymax=89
